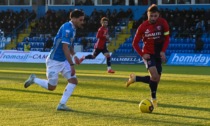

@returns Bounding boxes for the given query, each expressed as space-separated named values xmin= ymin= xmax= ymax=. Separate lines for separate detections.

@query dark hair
xmin=70 ymin=9 xmax=85 ymax=19
xmin=147 ymin=4 xmax=159 ymax=13
xmin=100 ymin=17 xmax=109 ymax=23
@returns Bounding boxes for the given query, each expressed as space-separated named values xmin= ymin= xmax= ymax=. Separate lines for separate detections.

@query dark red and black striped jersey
xmin=132 ymin=17 xmax=170 ymax=57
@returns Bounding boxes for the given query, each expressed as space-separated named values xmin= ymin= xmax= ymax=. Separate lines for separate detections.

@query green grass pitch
xmin=0 ymin=62 xmax=210 ymax=126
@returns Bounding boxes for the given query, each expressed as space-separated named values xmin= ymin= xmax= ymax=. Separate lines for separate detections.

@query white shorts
xmin=46 ymin=57 xmax=76 ymax=86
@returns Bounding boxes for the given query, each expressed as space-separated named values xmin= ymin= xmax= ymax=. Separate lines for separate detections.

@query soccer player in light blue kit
xmin=24 ymin=10 xmax=85 ymax=111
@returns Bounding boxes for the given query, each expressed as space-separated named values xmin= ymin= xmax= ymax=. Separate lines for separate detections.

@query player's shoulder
xmin=63 ymin=22 xmax=73 ymax=28
xmin=62 ymin=22 xmax=68 ymax=26
xmin=97 ymin=26 xmax=105 ymax=32
xmin=141 ymin=20 xmax=149 ymax=25
xmin=98 ymin=26 xmax=104 ymax=30
xmin=138 ymin=20 xmax=148 ymax=29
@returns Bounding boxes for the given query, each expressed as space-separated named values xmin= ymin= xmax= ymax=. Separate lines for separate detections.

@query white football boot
xmin=57 ymin=104 xmax=72 ymax=111
xmin=24 ymin=74 xmax=36 ymax=88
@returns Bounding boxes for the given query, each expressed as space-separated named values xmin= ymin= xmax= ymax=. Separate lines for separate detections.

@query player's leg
xmin=148 ymin=66 xmax=160 ymax=107
xmin=126 ymin=58 xmax=150 ymax=87
xmin=24 ymin=59 xmax=59 ymax=91
xmin=57 ymin=60 xmax=78 ymax=111
xmin=79 ymin=49 xmax=99 ymax=63
xmin=147 ymin=57 xmax=161 ymax=107
xmin=103 ymin=49 xmax=115 ymax=73
xmin=24 ymin=76 xmax=54 ymax=90
xmin=149 ymin=58 xmax=162 ymax=107
xmin=126 ymin=74 xmax=150 ymax=87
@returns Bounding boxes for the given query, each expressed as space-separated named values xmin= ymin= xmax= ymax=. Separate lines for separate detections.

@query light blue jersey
xmin=48 ymin=21 xmax=76 ymax=61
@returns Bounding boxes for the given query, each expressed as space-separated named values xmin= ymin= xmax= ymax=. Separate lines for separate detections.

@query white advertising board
xmin=0 ymin=50 xmax=106 ymax=64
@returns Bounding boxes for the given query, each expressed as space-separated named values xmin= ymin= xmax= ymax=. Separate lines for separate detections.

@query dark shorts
xmin=93 ymin=48 xmax=109 ymax=57
xmin=143 ymin=54 xmax=162 ymax=75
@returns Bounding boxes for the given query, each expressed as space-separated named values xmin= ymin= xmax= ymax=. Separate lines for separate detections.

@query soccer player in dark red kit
xmin=126 ymin=4 xmax=170 ymax=107
xmin=80 ymin=17 xmax=115 ymax=73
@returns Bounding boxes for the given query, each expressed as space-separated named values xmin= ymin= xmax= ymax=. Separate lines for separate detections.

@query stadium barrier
xmin=1 ymin=50 xmax=210 ymax=66
xmin=0 ymin=50 xmax=106 ymax=64
xmin=0 ymin=50 xmax=144 ymax=65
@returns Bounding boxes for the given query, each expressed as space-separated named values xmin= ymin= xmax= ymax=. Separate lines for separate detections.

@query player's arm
xmin=62 ymin=25 xmax=75 ymax=75
xmin=106 ymin=34 xmax=111 ymax=43
xmin=69 ymin=46 xmax=80 ymax=65
xmin=107 ymin=38 xmax=111 ymax=43
xmin=63 ymin=43 xmax=75 ymax=76
xmin=161 ymin=19 xmax=170 ymax=52
xmin=160 ymin=20 xmax=170 ymax=62
xmin=69 ymin=46 xmax=75 ymax=56
xmin=132 ymin=25 xmax=143 ymax=57
xmin=160 ymin=19 xmax=170 ymax=62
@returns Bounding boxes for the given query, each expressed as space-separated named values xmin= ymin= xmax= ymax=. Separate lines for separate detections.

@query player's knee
xmin=151 ymin=75 xmax=160 ymax=82
xmin=48 ymin=79 xmax=58 ymax=91
xmin=68 ymin=78 xmax=78 ymax=85
xmin=92 ymin=55 xmax=96 ymax=59
xmin=106 ymin=55 xmax=110 ymax=58
xmin=48 ymin=84 xmax=56 ymax=91
xmin=105 ymin=54 xmax=110 ymax=58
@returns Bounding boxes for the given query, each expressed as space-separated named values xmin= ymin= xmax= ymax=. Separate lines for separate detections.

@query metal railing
xmin=10 ymin=13 xmax=36 ymax=45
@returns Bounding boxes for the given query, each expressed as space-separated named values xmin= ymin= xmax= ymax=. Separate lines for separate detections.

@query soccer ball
xmin=139 ymin=99 xmax=154 ymax=113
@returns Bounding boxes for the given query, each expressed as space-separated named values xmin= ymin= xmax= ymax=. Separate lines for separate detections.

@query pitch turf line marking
xmin=0 ymin=70 xmax=209 ymax=81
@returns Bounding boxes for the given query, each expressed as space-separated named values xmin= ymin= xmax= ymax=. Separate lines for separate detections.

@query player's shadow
xmin=0 ymin=87 xmax=138 ymax=104
xmin=0 ymin=87 xmax=63 ymax=95
xmin=1 ymin=87 xmax=209 ymax=114
xmin=57 ymin=110 xmax=199 ymax=126
xmin=159 ymin=103 xmax=210 ymax=112
xmin=153 ymin=112 xmax=210 ymax=121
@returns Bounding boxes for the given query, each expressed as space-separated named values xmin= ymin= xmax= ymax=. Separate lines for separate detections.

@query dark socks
xmin=136 ymin=76 xmax=150 ymax=84
xmin=149 ymin=80 xmax=158 ymax=99
xmin=107 ymin=57 xmax=111 ymax=66
xmin=85 ymin=55 xmax=94 ymax=59
xmin=135 ymin=75 xmax=158 ymax=99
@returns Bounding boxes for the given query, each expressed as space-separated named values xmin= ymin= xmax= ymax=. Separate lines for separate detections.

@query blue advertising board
xmin=167 ymin=53 xmax=210 ymax=66
xmin=111 ymin=53 xmax=144 ymax=64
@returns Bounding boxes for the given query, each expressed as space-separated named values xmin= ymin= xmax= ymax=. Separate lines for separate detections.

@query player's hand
xmin=160 ymin=51 xmax=166 ymax=62
xmin=74 ymin=56 xmax=80 ymax=65
xmin=106 ymin=35 xmax=110 ymax=41
xmin=71 ymin=65 xmax=75 ymax=76
xmin=142 ymin=54 xmax=150 ymax=60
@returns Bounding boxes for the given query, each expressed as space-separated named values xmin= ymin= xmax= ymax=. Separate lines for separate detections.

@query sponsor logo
xmin=147 ymin=60 xmax=151 ymax=65
xmin=0 ymin=52 xmax=29 ymax=61
xmin=0 ymin=50 xmax=49 ymax=63
xmin=65 ymin=30 xmax=70 ymax=37
xmin=167 ymin=53 xmax=210 ymax=66
xmin=145 ymin=32 xmax=162 ymax=38
xmin=112 ymin=57 xmax=143 ymax=63
xmin=32 ymin=54 xmax=48 ymax=59
xmin=156 ymin=26 xmax=161 ymax=30
xmin=145 ymin=29 xmax=150 ymax=34
xmin=111 ymin=54 xmax=144 ymax=64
